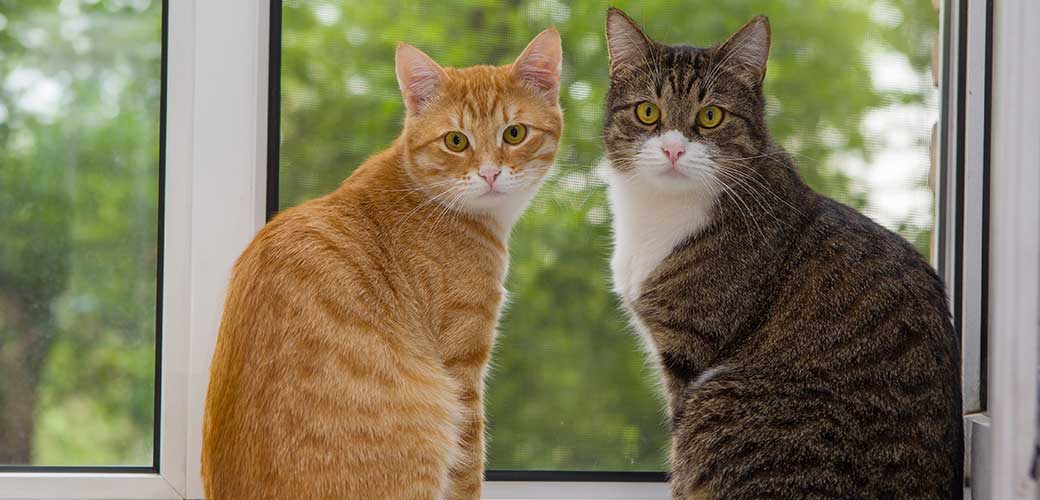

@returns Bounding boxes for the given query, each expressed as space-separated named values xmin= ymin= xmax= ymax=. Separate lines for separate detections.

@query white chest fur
xmin=606 ymin=169 xmax=716 ymax=306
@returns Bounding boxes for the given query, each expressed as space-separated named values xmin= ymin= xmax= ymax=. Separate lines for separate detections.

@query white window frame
xmin=0 ymin=0 xmax=1036 ymax=499
xmin=984 ymin=0 xmax=1039 ymax=497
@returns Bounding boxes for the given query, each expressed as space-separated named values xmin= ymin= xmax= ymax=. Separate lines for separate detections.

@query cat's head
xmin=603 ymin=8 xmax=771 ymax=195
xmin=395 ymin=29 xmax=563 ymax=221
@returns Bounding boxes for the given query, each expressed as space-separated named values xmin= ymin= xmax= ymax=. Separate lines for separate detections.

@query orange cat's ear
xmin=396 ymin=43 xmax=447 ymax=115
xmin=513 ymin=27 xmax=562 ymax=103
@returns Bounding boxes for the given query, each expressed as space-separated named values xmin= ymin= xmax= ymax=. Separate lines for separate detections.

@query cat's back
xmin=236 ymin=163 xmax=391 ymax=280
xmin=777 ymin=195 xmax=953 ymax=343
xmin=675 ymin=195 xmax=962 ymax=499
xmin=202 ymin=161 xmax=450 ymax=500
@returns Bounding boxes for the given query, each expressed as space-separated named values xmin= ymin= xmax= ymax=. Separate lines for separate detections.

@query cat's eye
xmin=444 ymin=131 xmax=469 ymax=152
xmin=635 ymin=101 xmax=660 ymax=125
xmin=503 ymin=124 xmax=527 ymax=145
xmin=697 ymin=105 xmax=725 ymax=129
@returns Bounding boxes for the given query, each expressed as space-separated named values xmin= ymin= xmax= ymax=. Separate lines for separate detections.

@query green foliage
xmin=0 ymin=0 xmax=161 ymax=465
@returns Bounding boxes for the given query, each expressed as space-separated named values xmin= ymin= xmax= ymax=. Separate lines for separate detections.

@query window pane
xmin=0 ymin=1 xmax=163 ymax=466
xmin=277 ymin=0 xmax=938 ymax=471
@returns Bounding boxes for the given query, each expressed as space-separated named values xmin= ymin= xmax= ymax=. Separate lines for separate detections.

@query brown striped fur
xmin=202 ymin=29 xmax=562 ymax=500
xmin=603 ymin=9 xmax=962 ymax=499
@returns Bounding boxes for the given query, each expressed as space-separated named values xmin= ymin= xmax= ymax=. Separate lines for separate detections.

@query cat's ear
xmin=605 ymin=8 xmax=654 ymax=74
xmin=395 ymin=43 xmax=447 ymax=114
xmin=715 ymin=16 xmax=771 ymax=84
xmin=513 ymin=27 xmax=563 ymax=103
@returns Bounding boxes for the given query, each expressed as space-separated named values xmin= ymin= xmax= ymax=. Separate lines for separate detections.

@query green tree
xmin=0 ymin=0 xmax=161 ymax=464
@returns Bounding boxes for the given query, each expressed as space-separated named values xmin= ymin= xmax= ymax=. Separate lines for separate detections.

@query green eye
xmin=444 ymin=131 xmax=469 ymax=152
xmin=503 ymin=124 xmax=527 ymax=145
xmin=697 ymin=105 xmax=724 ymax=129
xmin=635 ymin=101 xmax=660 ymax=125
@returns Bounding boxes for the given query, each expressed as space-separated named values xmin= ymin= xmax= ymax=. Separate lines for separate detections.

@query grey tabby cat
xmin=602 ymin=8 xmax=962 ymax=499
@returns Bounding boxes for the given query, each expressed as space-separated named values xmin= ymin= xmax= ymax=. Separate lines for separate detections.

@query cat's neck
xmin=607 ymin=168 xmax=718 ymax=304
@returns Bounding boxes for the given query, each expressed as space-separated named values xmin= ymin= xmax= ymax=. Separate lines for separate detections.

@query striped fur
xmin=603 ymin=9 xmax=962 ymax=499
xmin=202 ymin=30 xmax=562 ymax=500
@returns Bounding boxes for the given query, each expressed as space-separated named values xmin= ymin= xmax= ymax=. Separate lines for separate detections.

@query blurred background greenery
xmin=0 ymin=0 xmax=161 ymax=465
xmin=0 ymin=0 xmax=937 ymax=472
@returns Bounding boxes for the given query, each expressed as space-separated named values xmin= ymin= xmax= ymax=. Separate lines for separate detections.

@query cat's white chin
xmin=626 ymin=130 xmax=721 ymax=194
xmin=457 ymin=181 xmax=542 ymax=229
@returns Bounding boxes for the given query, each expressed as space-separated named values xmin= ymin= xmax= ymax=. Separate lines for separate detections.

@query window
xmin=272 ymin=0 xmax=940 ymax=476
xmin=1 ymin=1 xmax=1036 ymax=498
xmin=0 ymin=0 xmax=163 ymax=469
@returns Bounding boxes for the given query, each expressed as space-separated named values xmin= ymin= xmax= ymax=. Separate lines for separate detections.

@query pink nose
xmin=479 ymin=166 xmax=501 ymax=186
xmin=661 ymin=143 xmax=685 ymax=165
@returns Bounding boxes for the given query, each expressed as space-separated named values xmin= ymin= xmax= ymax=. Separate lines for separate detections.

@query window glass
xmin=277 ymin=0 xmax=938 ymax=471
xmin=0 ymin=0 xmax=163 ymax=466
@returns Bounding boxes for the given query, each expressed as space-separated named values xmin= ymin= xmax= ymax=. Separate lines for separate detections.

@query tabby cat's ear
xmin=513 ymin=27 xmax=563 ymax=103
xmin=715 ymin=16 xmax=771 ymax=84
xmin=605 ymin=8 xmax=654 ymax=74
xmin=395 ymin=43 xmax=447 ymax=115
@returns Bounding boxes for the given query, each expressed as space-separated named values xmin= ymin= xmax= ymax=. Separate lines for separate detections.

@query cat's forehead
xmin=443 ymin=66 xmax=515 ymax=95
xmin=612 ymin=45 xmax=711 ymax=97
xmin=612 ymin=43 xmax=756 ymax=106
xmin=437 ymin=66 xmax=528 ymax=122
xmin=658 ymin=45 xmax=711 ymax=74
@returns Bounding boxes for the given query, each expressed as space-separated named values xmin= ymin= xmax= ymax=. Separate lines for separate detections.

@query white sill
xmin=0 ymin=475 xmax=669 ymax=500
xmin=484 ymin=481 xmax=670 ymax=500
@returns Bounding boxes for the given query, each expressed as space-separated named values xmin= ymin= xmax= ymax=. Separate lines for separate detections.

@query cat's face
xmin=396 ymin=30 xmax=563 ymax=220
xmin=603 ymin=9 xmax=771 ymax=195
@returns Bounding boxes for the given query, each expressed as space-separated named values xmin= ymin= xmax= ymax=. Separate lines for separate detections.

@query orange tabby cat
xmin=201 ymin=29 xmax=562 ymax=500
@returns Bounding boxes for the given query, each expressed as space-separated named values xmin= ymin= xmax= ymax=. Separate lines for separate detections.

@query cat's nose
xmin=479 ymin=166 xmax=501 ymax=186
xmin=661 ymin=143 xmax=686 ymax=166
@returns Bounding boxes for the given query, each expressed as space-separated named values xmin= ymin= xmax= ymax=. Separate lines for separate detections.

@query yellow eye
xmin=697 ymin=105 xmax=724 ymax=129
xmin=635 ymin=101 xmax=660 ymax=125
xmin=503 ymin=124 xmax=527 ymax=145
xmin=444 ymin=131 xmax=469 ymax=152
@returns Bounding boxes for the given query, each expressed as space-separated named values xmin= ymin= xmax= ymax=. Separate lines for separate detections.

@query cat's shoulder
xmin=810 ymin=196 xmax=920 ymax=257
xmin=800 ymin=195 xmax=942 ymax=289
xmin=236 ymin=194 xmax=364 ymax=270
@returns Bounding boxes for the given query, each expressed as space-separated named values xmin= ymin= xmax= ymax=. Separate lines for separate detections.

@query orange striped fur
xmin=201 ymin=29 xmax=562 ymax=500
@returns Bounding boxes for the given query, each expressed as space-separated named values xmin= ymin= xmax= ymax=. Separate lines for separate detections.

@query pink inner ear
xmin=514 ymin=30 xmax=562 ymax=100
xmin=517 ymin=55 xmax=560 ymax=94
xmin=404 ymin=68 xmax=441 ymax=109
xmin=720 ymin=18 xmax=770 ymax=79
xmin=396 ymin=44 xmax=445 ymax=113
xmin=606 ymin=11 xmax=652 ymax=72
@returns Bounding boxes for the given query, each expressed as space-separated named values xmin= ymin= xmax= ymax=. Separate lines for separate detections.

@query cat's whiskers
xmin=717 ymin=149 xmax=820 ymax=165
xmin=376 ymin=178 xmax=457 ymax=193
xmin=713 ymin=158 xmax=806 ymax=219
xmin=394 ymin=184 xmax=463 ymax=232
xmin=708 ymin=164 xmax=774 ymax=214
xmin=713 ymin=172 xmax=768 ymax=244
xmin=380 ymin=178 xmax=461 ymax=207
xmin=723 ymin=170 xmax=802 ymax=222
xmin=573 ymin=183 xmax=605 ymax=212
xmin=423 ymin=189 xmax=467 ymax=237
xmin=711 ymin=166 xmax=791 ymax=233
xmin=697 ymin=170 xmax=727 ymax=225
